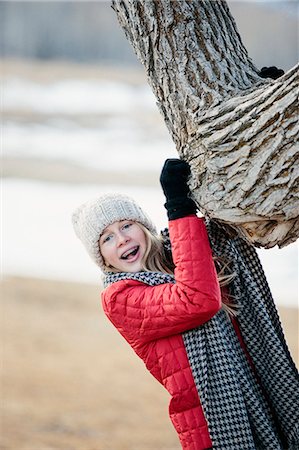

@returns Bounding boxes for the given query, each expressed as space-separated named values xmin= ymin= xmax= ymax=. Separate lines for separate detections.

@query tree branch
xmin=112 ymin=0 xmax=299 ymax=248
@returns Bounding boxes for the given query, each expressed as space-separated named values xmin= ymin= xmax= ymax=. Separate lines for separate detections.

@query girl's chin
xmin=122 ymin=261 xmax=143 ymax=272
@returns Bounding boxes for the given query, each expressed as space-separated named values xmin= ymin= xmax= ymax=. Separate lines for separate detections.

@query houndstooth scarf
xmin=103 ymin=220 xmax=299 ymax=450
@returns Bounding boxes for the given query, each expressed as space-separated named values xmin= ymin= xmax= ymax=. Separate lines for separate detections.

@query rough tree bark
xmin=112 ymin=0 xmax=299 ymax=248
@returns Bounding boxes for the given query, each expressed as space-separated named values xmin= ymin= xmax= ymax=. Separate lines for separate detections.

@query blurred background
xmin=1 ymin=1 xmax=298 ymax=449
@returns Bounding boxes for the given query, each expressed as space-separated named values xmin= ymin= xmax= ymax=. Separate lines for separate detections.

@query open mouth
xmin=120 ymin=246 xmax=140 ymax=260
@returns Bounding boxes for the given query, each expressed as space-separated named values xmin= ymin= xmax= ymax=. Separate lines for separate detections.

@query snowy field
xmin=3 ymin=75 xmax=176 ymax=173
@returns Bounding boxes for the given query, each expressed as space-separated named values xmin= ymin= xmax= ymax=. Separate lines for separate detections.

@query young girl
xmin=72 ymin=159 xmax=299 ymax=450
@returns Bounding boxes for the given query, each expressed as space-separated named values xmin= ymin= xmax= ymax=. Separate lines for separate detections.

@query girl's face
xmin=99 ymin=220 xmax=147 ymax=272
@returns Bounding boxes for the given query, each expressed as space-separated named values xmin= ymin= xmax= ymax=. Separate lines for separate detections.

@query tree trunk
xmin=112 ymin=0 xmax=299 ymax=248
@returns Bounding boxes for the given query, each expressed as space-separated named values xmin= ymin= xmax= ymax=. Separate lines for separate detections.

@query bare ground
xmin=2 ymin=157 xmax=159 ymax=187
xmin=1 ymin=276 xmax=180 ymax=450
xmin=2 ymin=58 xmax=147 ymax=84
xmin=1 ymin=276 xmax=298 ymax=450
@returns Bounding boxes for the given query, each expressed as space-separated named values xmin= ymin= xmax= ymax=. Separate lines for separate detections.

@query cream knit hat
xmin=72 ymin=193 xmax=157 ymax=270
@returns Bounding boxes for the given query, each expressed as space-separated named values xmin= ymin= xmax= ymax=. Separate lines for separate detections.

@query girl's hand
xmin=160 ymin=158 xmax=192 ymax=201
xmin=258 ymin=66 xmax=284 ymax=80
xmin=160 ymin=158 xmax=197 ymax=220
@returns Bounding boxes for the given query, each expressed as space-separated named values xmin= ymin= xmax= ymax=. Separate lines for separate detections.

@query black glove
xmin=258 ymin=66 xmax=284 ymax=80
xmin=160 ymin=158 xmax=197 ymax=220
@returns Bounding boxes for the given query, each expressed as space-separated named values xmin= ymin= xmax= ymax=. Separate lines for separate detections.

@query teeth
xmin=121 ymin=246 xmax=139 ymax=260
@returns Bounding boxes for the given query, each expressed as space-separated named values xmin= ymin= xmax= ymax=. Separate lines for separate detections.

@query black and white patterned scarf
xmin=103 ymin=220 xmax=299 ymax=450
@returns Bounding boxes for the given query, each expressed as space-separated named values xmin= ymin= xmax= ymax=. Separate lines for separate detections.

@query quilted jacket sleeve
xmin=101 ymin=216 xmax=221 ymax=344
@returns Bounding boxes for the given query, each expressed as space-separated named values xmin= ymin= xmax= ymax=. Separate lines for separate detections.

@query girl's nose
xmin=116 ymin=232 xmax=129 ymax=246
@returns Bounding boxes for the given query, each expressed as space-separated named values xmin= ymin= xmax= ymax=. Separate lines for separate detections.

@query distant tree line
xmin=0 ymin=1 xmax=138 ymax=64
xmin=0 ymin=1 xmax=297 ymax=69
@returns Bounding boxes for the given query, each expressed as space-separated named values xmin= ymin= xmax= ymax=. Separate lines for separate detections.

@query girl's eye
xmin=103 ymin=234 xmax=112 ymax=243
xmin=122 ymin=222 xmax=132 ymax=230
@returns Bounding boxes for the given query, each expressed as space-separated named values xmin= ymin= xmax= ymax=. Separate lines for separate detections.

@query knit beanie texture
xmin=72 ymin=193 xmax=157 ymax=270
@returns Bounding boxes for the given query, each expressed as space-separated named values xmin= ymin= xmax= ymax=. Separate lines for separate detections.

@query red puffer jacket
xmin=102 ymin=216 xmax=222 ymax=449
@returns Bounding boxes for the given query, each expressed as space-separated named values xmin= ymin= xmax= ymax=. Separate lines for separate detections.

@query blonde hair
xmin=138 ymin=224 xmax=175 ymax=274
xmin=102 ymin=222 xmax=237 ymax=315
xmin=213 ymin=256 xmax=238 ymax=316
